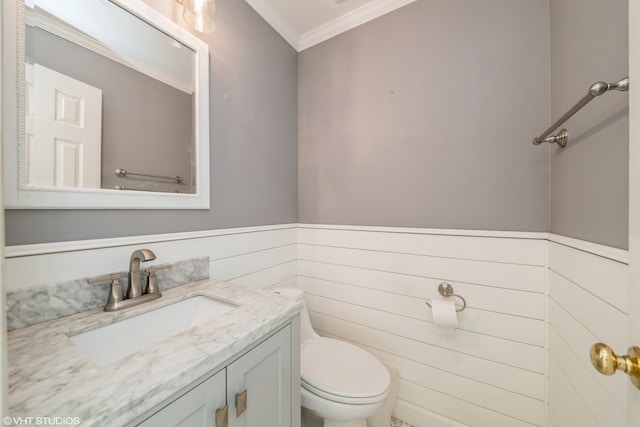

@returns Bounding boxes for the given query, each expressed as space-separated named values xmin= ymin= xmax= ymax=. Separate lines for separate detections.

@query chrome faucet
xmin=89 ymin=249 xmax=163 ymax=311
xmin=127 ymin=249 xmax=156 ymax=299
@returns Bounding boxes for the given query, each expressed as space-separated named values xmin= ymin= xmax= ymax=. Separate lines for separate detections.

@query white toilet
xmin=274 ymin=288 xmax=392 ymax=427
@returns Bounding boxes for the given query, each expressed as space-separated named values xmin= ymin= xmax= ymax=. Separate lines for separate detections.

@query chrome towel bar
xmin=425 ymin=283 xmax=466 ymax=312
xmin=532 ymin=76 xmax=629 ymax=147
xmin=115 ymin=168 xmax=184 ymax=184
xmin=114 ymin=185 xmax=157 ymax=192
xmin=115 ymin=185 xmax=184 ymax=193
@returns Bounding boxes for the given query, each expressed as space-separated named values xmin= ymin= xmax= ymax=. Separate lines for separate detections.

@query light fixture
xmin=181 ymin=0 xmax=215 ymax=33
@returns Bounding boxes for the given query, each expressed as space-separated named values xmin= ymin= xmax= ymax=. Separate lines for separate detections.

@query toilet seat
xmin=301 ymin=337 xmax=390 ymax=405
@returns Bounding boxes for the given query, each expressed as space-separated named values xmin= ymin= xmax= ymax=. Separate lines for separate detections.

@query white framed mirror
xmin=2 ymin=0 xmax=210 ymax=209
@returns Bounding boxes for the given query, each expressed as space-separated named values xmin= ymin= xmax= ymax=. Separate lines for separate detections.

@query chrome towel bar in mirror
xmin=115 ymin=168 xmax=184 ymax=184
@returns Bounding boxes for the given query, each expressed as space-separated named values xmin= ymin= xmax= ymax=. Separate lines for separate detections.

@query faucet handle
xmin=87 ymin=272 xmax=125 ymax=284
xmin=143 ymin=264 xmax=170 ymax=296
xmin=88 ymin=273 xmax=125 ymax=311
xmin=143 ymin=264 xmax=171 ymax=275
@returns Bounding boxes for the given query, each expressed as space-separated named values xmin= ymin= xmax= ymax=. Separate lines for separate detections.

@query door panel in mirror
xmin=27 ymin=63 xmax=103 ymax=189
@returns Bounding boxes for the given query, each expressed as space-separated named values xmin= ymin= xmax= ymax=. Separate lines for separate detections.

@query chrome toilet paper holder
xmin=425 ymin=283 xmax=467 ymax=312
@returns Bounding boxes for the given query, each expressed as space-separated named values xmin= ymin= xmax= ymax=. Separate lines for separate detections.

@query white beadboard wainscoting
xmin=298 ymin=225 xmax=630 ymax=427
xmin=298 ymin=225 xmax=548 ymax=427
xmin=3 ymin=223 xmax=631 ymax=427
xmin=547 ymin=240 xmax=628 ymax=427
xmin=3 ymin=224 xmax=298 ymax=292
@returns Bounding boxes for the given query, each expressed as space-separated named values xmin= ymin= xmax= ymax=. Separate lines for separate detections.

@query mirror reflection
xmin=24 ymin=0 xmax=197 ymax=194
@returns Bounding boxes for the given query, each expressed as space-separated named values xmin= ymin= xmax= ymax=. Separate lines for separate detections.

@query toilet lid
xmin=301 ymin=338 xmax=390 ymax=404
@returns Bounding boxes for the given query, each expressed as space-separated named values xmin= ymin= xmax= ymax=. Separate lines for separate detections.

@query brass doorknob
xmin=590 ymin=343 xmax=640 ymax=389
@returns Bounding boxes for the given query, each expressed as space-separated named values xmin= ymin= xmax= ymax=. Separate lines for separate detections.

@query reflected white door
xmin=27 ymin=63 xmax=102 ymax=188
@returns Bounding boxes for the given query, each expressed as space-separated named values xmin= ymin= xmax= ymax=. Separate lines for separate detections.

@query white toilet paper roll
xmin=430 ymin=299 xmax=458 ymax=335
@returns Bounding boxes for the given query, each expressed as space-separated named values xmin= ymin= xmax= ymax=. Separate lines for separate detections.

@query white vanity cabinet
xmin=137 ymin=370 xmax=225 ymax=427
xmin=136 ymin=323 xmax=298 ymax=427
xmin=227 ymin=324 xmax=292 ymax=427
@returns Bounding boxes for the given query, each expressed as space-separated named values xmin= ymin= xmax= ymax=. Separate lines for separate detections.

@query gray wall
xmin=298 ymin=0 xmax=551 ymax=232
xmin=9 ymin=0 xmax=629 ymax=248
xmin=550 ymin=0 xmax=629 ymax=249
xmin=6 ymin=0 xmax=298 ymax=245
xmin=28 ymin=27 xmax=195 ymax=193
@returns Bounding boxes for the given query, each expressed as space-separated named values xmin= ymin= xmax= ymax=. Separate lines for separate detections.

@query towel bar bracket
xmin=534 ymin=129 xmax=568 ymax=147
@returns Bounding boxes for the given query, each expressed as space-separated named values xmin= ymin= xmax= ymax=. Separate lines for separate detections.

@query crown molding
xmin=26 ymin=7 xmax=193 ymax=94
xmin=244 ymin=0 xmax=417 ymax=52
xmin=244 ymin=0 xmax=300 ymax=51
xmin=298 ymin=0 xmax=418 ymax=51
xmin=26 ymin=10 xmax=194 ymax=95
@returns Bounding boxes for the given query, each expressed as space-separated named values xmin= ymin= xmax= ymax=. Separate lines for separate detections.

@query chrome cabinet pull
xmin=235 ymin=389 xmax=248 ymax=417
xmin=590 ymin=343 xmax=640 ymax=389
xmin=215 ymin=405 xmax=228 ymax=427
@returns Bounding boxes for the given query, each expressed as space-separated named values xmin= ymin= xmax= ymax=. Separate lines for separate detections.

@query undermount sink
xmin=69 ymin=295 xmax=237 ymax=366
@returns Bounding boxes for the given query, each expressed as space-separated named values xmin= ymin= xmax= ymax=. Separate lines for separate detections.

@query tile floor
xmin=390 ymin=417 xmax=415 ymax=427
xmin=301 ymin=408 xmax=414 ymax=427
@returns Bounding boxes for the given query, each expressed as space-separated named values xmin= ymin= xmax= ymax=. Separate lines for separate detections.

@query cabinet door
xmin=227 ymin=326 xmax=292 ymax=427
xmin=137 ymin=383 xmax=206 ymax=427
xmin=137 ymin=369 xmax=226 ymax=427
xmin=205 ymin=367 xmax=228 ymax=426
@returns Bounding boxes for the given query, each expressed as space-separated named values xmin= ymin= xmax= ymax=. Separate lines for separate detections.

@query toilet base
xmin=302 ymin=407 xmax=368 ymax=427
xmin=302 ymin=408 xmax=323 ymax=427
xmin=324 ymin=420 xmax=368 ymax=427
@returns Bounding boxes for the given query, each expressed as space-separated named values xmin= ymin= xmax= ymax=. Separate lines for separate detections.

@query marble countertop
xmin=8 ymin=279 xmax=302 ymax=426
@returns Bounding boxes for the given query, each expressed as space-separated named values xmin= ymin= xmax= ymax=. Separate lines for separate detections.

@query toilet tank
xmin=273 ymin=287 xmax=320 ymax=342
